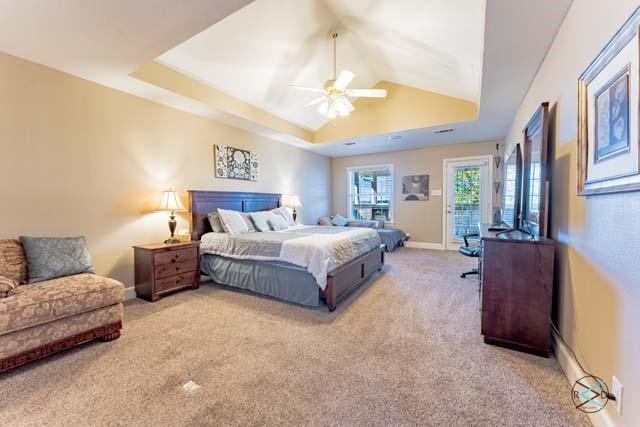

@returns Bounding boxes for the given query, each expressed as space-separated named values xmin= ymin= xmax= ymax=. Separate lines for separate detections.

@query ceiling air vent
xmin=344 ymin=142 xmax=356 ymax=146
xmin=434 ymin=128 xmax=455 ymax=134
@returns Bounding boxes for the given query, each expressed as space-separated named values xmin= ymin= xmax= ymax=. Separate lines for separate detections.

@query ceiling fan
xmin=290 ymin=32 xmax=387 ymax=119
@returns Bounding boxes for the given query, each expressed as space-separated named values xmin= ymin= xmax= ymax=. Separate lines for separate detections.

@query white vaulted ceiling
xmin=323 ymin=0 xmax=485 ymax=101
xmin=157 ymin=0 xmax=486 ymax=131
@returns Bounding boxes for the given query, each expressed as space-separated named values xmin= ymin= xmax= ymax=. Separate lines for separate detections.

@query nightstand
xmin=133 ymin=241 xmax=200 ymax=302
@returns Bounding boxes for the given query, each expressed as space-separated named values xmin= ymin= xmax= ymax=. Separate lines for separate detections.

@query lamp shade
xmin=158 ymin=189 xmax=186 ymax=212
xmin=283 ymin=195 xmax=302 ymax=209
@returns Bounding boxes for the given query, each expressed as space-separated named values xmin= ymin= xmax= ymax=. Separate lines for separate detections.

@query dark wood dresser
xmin=478 ymin=224 xmax=555 ymax=357
xmin=133 ymin=241 xmax=200 ymax=302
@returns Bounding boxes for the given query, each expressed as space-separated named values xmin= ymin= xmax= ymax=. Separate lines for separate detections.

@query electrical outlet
xmin=611 ymin=376 xmax=623 ymax=414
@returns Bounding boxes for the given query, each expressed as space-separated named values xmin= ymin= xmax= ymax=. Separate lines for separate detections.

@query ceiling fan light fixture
xmin=290 ymin=31 xmax=387 ymax=119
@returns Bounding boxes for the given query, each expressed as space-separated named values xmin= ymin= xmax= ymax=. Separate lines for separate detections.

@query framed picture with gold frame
xmin=578 ymin=7 xmax=640 ymax=195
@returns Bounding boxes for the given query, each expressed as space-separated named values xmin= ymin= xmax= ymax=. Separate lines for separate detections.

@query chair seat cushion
xmin=0 ymin=273 xmax=123 ymax=336
xmin=458 ymin=245 xmax=480 ymax=257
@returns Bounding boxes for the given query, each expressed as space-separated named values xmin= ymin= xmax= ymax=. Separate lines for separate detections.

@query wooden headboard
xmin=189 ymin=190 xmax=281 ymax=241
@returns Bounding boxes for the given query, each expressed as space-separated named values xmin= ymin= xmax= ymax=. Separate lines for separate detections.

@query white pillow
xmin=275 ymin=207 xmax=296 ymax=226
xmin=267 ymin=212 xmax=289 ymax=231
xmin=217 ymin=209 xmax=249 ymax=235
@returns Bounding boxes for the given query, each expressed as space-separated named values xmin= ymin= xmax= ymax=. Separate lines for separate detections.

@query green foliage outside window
xmin=454 ymin=167 xmax=480 ymax=204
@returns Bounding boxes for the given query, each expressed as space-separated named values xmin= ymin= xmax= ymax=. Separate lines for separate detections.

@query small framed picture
xmin=402 ymin=175 xmax=429 ymax=201
xmin=578 ymin=7 xmax=640 ymax=195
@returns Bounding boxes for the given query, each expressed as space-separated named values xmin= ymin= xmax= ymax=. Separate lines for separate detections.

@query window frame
xmin=346 ymin=163 xmax=394 ymax=223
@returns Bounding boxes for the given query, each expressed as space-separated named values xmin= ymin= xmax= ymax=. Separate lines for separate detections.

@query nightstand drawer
xmin=155 ymin=259 xmax=197 ymax=279
xmin=154 ymin=247 xmax=197 ymax=266
xmin=156 ymin=271 xmax=196 ymax=293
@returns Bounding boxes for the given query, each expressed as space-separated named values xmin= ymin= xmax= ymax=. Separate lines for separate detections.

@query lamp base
xmin=164 ymin=237 xmax=181 ymax=244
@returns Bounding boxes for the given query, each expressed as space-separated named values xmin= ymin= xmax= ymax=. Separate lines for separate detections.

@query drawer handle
xmin=176 ymin=266 xmax=181 ymax=271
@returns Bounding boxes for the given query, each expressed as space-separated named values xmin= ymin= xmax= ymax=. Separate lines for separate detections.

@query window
xmin=347 ymin=164 xmax=393 ymax=222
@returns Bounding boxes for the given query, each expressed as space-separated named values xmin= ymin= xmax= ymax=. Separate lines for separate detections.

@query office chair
xmin=458 ymin=232 xmax=480 ymax=278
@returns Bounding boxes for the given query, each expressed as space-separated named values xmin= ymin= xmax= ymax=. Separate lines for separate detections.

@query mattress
xmin=200 ymin=225 xmax=381 ymax=289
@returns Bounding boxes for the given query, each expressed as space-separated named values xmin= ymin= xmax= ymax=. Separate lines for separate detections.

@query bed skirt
xmin=200 ymin=254 xmax=320 ymax=307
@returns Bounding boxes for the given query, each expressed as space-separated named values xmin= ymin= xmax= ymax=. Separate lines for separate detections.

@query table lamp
xmin=284 ymin=195 xmax=302 ymax=222
xmin=157 ymin=188 xmax=186 ymax=244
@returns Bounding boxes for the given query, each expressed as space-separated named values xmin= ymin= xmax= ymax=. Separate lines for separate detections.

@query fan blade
xmin=334 ymin=70 xmax=355 ymax=90
xmin=318 ymin=100 xmax=329 ymax=116
xmin=333 ymin=97 xmax=354 ymax=117
xmin=305 ymin=96 xmax=326 ymax=107
xmin=347 ymin=88 xmax=387 ymax=98
xmin=339 ymin=97 xmax=355 ymax=112
xmin=289 ymin=85 xmax=326 ymax=94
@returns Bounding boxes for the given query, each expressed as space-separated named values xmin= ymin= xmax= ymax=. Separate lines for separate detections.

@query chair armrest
xmin=462 ymin=233 xmax=479 ymax=247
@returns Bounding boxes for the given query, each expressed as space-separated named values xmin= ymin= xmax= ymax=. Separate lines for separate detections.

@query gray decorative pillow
xmin=250 ymin=211 xmax=271 ymax=232
xmin=20 ymin=236 xmax=95 ymax=284
xmin=207 ymin=213 xmax=225 ymax=233
xmin=267 ymin=212 xmax=289 ymax=231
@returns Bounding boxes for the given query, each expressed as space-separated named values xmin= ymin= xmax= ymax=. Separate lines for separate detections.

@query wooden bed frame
xmin=189 ymin=190 xmax=384 ymax=311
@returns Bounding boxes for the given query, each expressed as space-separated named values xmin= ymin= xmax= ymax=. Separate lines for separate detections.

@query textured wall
xmin=0 ymin=52 xmax=331 ymax=292
xmin=502 ymin=1 xmax=640 ymax=425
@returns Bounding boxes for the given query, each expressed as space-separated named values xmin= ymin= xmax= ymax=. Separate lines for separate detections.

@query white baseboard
xmin=552 ymin=330 xmax=616 ymax=427
xmin=404 ymin=241 xmax=445 ymax=250
xmin=123 ymin=286 xmax=137 ymax=301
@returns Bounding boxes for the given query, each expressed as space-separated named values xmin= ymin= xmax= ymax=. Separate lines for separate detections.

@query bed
xmin=189 ymin=190 xmax=385 ymax=311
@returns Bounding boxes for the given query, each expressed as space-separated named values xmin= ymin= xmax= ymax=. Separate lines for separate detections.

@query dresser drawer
xmin=154 ymin=259 xmax=198 ymax=279
xmin=154 ymin=247 xmax=197 ymax=266
xmin=155 ymin=271 xmax=196 ymax=293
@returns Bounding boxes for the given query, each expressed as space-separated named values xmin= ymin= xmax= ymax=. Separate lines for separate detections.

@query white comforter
xmin=200 ymin=225 xmax=381 ymax=289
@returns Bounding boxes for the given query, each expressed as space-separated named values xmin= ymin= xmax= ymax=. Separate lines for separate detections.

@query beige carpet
xmin=2 ymin=249 xmax=589 ymax=426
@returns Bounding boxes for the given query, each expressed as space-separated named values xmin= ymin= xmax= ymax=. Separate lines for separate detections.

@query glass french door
xmin=445 ymin=157 xmax=492 ymax=249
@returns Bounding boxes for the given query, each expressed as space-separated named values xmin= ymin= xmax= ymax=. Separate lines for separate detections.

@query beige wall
xmin=132 ymin=61 xmax=313 ymax=142
xmin=331 ymin=140 xmax=499 ymax=244
xmin=0 ymin=52 xmax=331 ymax=291
xmin=503 ymin=1 xmax=640 ymax=425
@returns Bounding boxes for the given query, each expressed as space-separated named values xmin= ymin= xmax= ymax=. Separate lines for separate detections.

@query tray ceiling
xmin=157 ymin=0 xmax=486 ymax=131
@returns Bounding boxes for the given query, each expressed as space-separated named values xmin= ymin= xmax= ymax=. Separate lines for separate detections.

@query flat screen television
xmin=522 ymin=102 xmax=550 ymax=237
xmin=501 ymin=143 xmax=523 ymax=229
